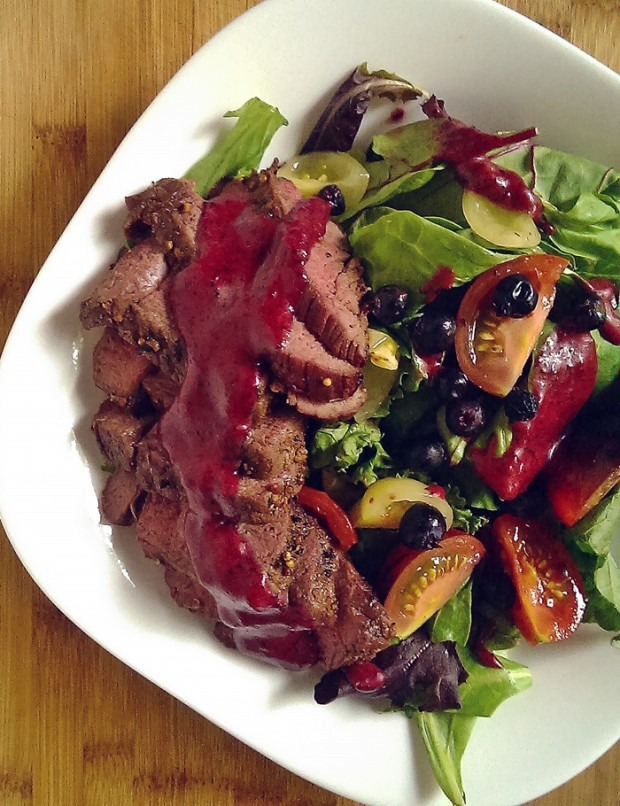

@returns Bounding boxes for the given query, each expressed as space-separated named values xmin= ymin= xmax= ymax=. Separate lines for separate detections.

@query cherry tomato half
xmin=382 ymin=533 xmax=485 ymax=639
xmin=297 ymin=486 xmax=358 ymax=550
xmin=455 ymin=254 xmax=568 ymax=396
xmin=491 ymin=514 xmax=586 ymax=644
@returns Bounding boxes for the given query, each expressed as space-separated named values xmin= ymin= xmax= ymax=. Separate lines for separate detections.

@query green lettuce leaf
xmin=592 ymin=329 xmax=620 ymax=398
xmin=184 ymin=98 xmax=287 ymax=196
xmin=564 ymin=487 xmax=620 ymax=631
xmin=411 ymin=647 xmax=531 ymax=806
xmin=348 ymin=207 xmax=505 ymax=312
xmin=309 ymin=420 xmax=392 ymax=487
xmin=456 ymin=647 xmax=533 ymax=718
xmin=495 ymin=145 xmax=620 ymax=277
xmin=431 ymin=582 xmax=473 ymax=646
xmin=413 ymin=711 xmax=474 ymax=806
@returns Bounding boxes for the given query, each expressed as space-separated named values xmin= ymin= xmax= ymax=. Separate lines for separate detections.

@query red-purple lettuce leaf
xmin=314 ymin=631 xmax=467 ymax=711
xmin=301 ymin=63 xmax=425 ymax=154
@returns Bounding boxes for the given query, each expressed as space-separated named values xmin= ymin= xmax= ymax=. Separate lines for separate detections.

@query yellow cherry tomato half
xmin=383 ymin=534 xmax=486 ymax=638
xmin=454 ymin=254 xmax=568 ymax=397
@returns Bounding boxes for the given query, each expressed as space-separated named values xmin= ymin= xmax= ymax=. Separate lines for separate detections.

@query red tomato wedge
xmin=455 ymin=254 xmax=568 ymax=396
xmin=297 ymin=486 xmax=358 ymax=550
xmin=491 ymin=514 xmax=586 ymax=644
xmin=382 ymin=534 xmax=485 ymax=639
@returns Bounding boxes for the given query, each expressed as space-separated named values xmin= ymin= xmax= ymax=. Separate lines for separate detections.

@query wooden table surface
xmin=1 ymin=1 xmax=619 ymax=804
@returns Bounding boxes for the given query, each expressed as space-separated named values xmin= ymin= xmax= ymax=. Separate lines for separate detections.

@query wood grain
xmin=1 ymin=1 xmax=618 ymax=804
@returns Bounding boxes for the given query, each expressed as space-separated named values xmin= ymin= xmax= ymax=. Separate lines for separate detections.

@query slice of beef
xmin=163 ymin=565 xmax=218 ymax=618
xmin=316 ymin=555 xmax=396 ymax=670
xmin=285 ymin=381 xmax=368 ymax=422
xmin=296 ymin=221 xmax=368 ymax=367
xmin=136 ymin=493 xmax=194 ymax=576
xmin=80 ymin=238 xmax=168 ymax=330
xmin=286 ymin=503 xmax=394 ymax=667
xmin=100 ymin=468 xmax=143 ymax=526
xmin=242 ymin=168 xmax=301 ymax=218
xmin=270 ymin=319 xmax=363 ymax=403
xmin=92 ymin=327 xmax=153 ymax=404
xmin=124 ymin=178 xmax=203 ymax=269
xmin=92 ymin=400 xmax=151 ymax=471
xmin=134 ymin=493 xmax=219 ymax=620
xmin=120 ymin=277 xmax=184 ymax=379
xmin=141 ymin=371 xmax=180 ymax=412
xmin=240 ymin=403 xmax=306 ymax=484
xmin=134 ymin=427 xmax=180 ymax=498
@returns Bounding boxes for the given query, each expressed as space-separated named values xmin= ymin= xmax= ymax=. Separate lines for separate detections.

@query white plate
xmin=1 ymin=1 xmax=619 ymax=804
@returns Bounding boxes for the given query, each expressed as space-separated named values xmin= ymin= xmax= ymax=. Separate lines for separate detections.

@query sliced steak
xmin=316 ymin=556 xmax=396 ymax=670
xmin=134 ymin=427 xmax=180 ymax=498
xmin=242 ymin=168 xmax=301 ymax=218
xmin=270 ymin=319 xmax=363 ymax=403
xmin=80 ymin=238 xmax=168 ymax=330
xmin=124 ymin=178 xmax=203 ymax=269
xmin=136 ymin=493 xmax=193 ymax=576
xmin=92 ymin=327 xmax=153 ymax=404
xmin=296 ymin=221 xmax=368 ymax=367
xmin=84 ymin=169 xmax=393 ymax=673
xmin=120 ymin=278 xmax=184 ymax=379
xmin=163 ymin=565 xmax=218 ymax=618
xmin=92 ymin=400 xmax=151 ymax=471
xmin=100 ymin=468 xmax=143 ymax=526
xmin=286 ymin=503 xmax=394 ymax=667
xmin=141 ymin=371 xmax=180 ymax=412
xmin=284 ymin=383 xmax=368 ymax=422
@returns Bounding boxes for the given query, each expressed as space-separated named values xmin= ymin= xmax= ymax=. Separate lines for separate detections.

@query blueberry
xmin=504 ymin=388 xmax=539 ymax=422
xmin=399 ymin=503 xmax=447 ymax=550
xmin=435 ymin=367 xmax=470 ymax=404
xmin=410 ymin=311 xmax=457 ymax=355
xmin=407 ymin=437 xmax=447 ymax=474
xmin=365 ymin=142 xmax=384 ymax=163
xmin=369 ymin=285 xmax=409 ymax=325
xmin=317 ymin=184 xmax=346 ymax=215
xmin=493 ymin=274 xmax=538 ymax=318
xmin=563 ymin=291 xmax=607 ymax=332
xmin=445 ymin=398 xmax=487 ymax=437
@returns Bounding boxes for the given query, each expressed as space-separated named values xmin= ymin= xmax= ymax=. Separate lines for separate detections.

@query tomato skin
xmin=469 ymin=327 xmax=598 ymax=500
xmin=546 ymin=410 xmax=620 ymax=526
xmin=455 ymin=254 xmax=567 ymax=396
xmin=382 ymin=534 xmax=485 ymax=639
xmin=491 ymin=514 xmax=586 ymax=644
xmin=297 ymin=486 xmax=358 ymax=550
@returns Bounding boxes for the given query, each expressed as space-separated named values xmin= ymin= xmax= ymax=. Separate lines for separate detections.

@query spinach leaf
xmin=184 ymin=98 xmax=287 ymax=196
xmin=495 ymin=145 xmax=620 ymax=277
xmin=413 ymin=711 xmax=474 ymax=806
xmin=348 ymin=208 xmax=504 ymax=311
xmin=592 ymin=330 xmax=620 ymax=398
xmin=564 ymin=488 xmax=620 ymax=631
xmin=456 ymin=646 xmax=532 ymax=718
xmin=431 ymin=582 xmax=473 ymax=645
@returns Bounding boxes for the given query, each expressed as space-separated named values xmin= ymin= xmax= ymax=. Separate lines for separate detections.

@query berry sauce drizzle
xmin=158 ymin=182 xmax=330 ymax=667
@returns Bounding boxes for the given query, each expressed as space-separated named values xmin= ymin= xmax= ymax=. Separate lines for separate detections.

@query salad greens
xmin=185 ymin=97 xmax=287 ymax=196
xmin=185 ymin=65 xmax=620 ymax=805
